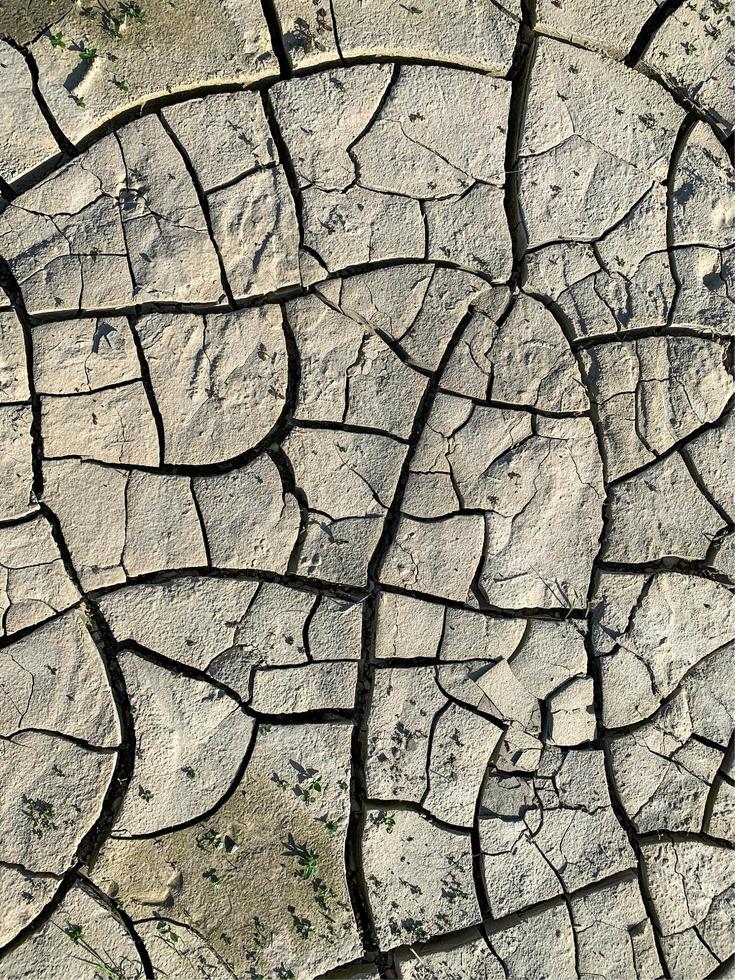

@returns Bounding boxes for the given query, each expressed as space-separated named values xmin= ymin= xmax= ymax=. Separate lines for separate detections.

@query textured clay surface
xmin=0 ymin=1 xmax=734 ymax=978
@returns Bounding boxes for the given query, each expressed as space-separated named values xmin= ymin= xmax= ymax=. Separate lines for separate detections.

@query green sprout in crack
xmin=282 ymin=834 xmax=320 ymax=880
xmin=374 ymin=809 xmax=396 ymax=833
xmin=21 ymin=796 xmax=58 ymax=838
xmin=155 ymin=921 xmax=180 ymax=947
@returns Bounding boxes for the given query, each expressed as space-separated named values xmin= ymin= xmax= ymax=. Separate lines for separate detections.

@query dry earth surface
xmin=0 ymin=0 xmax=734 ymax=977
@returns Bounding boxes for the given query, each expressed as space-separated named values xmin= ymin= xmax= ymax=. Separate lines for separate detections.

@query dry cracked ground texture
xmin=2 ymin=1 xmax=735 ymax=979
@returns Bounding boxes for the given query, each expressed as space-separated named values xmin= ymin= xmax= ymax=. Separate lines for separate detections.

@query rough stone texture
xmin=363 ymin=806 xmax=480 ymax=949
xmin=479 ymin=748 xmax=636 ymax=916
xmin=381 ymin=393 xmax=604 ymax=607
xmin=645 ymin=0 xmax=735 ymax=135
xmin=642 ymin=837 xmax=735 ymax=978
xmin=535 ymin=0 xmax=657 ymax=59
xmin=0 ymin=7 xmax=733 ymax=978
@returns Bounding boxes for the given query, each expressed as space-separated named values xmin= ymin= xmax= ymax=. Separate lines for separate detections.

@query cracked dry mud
xmin=0 ymin=1 xmax=735 ymax=979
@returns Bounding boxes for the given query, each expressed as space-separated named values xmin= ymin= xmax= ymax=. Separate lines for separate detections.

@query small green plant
xmin=203 ymin=868 xmax=224 ymax=889
xmin=288 ymin=907 xmax=314 ymax=940
xmin=49 ymin=30 xmax=65 ymax=48
xmin=181 ymin=765 xmax=196 ymax=779
xmin=155 ymin=921 xmax=180 ymax=946
xmin=78 ymin=45 xmax=97 ymax=63
xmin=324 ymin=819 xmax=339 ymax=836
xmin=64 ymin=923 xmax=85 ymax=944
xmin=122 ymin=1 xmax=147 ymax=23
xmin=283 ymin=834 xmax=320 ymax=880
xmin=21 ymin=796 xmax=58 ymax=838
xmin=683 ymin=40 xmax=697 ymax=54
xmin=111 ymin=76 xmax=129 ymax=93
xmin=259 ymin=723 xmax=273 ymax=737
xmin=312 ymin=878 xmax=337 ymax=919
xmin=252 ymin=916 xmax=270 ymax=948
xmin=71 ymin=94 xmax=87 ymax=107
xmin=196 ymin=828 xmax=223 ymax=852
xmin=400 ymin=3 xmax=423 ymax=11
xmin=375 ymin=810 xmax=396 ymax=833
xmin=298 ymin=771 xmax=322 ymax=805
xmin=100 ymin=5 xmax=125 ymax=37
xmin=138 ymin=786 xmax=153 ymax=802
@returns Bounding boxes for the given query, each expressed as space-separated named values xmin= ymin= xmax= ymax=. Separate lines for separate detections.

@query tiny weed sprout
xmin=138 ymin=786 xmax=154 ymax=802
xmin=299 ymin=771 xmax=322 ymax=805
xmin=21 ymin=796 xmax=58 ymax=838
xmin=203 ymin=868 xmax=225 ymax=889
xmin=376 ymin=810 xmax=396 ymax=833
xmin=253 ymin=916 xmax=269 ymax=948
xmin=156 ymin=921 xmax=180 ymax=945
xmin=78 ymin=46 xmax=97 ymax=63
xmin=181 ymin=765 xmax=196 ymax=779
xmin=288 ymin=907 xmax=314 ymax=940
xmin=49 ymin=31 xmax=65 ymax=48
xmin=122 ymin=1 xmax=147 ymax=24
xmin=283 ymin=834 xmax=320 ymax=880
xmin=72 ymin=94 xmax=87 ymax=107
xmin=64 ymin=923 xmax=85 ymax=944
xmin=683 ymin=41 xmax=697 ymax=54
xmin=196 ymin=828 xmax=224 ymax=851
